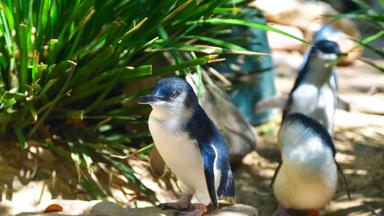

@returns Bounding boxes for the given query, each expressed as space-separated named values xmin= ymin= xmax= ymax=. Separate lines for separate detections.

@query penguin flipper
xmin=150 ymin=146 xmax=166 ymax=177
xmin=336 ymin=161 xmax=351 ymax=199
xmin=197 ymin=139 xmax=218 ymax=209
xmin=270 ymin=162 xmax=282 ymax=187
xmin=217 ymin=169 xmax=235 ymax=198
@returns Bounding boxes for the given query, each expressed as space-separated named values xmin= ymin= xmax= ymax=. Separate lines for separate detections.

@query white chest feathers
xmin=289 ymin=82 xmax=336 ymax=134
xmin=148 ymin=108 xmax=211 ymax=205
xmin=273 ymin=134 xmax=338 ymax=209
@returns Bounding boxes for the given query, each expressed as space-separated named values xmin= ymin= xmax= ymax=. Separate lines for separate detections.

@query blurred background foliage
xmin=332 ymin=0 xmax=384 ymax=71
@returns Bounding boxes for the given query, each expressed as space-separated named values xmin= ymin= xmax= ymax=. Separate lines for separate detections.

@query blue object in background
xmin=212 ymin=8 xmax=276 ymax=125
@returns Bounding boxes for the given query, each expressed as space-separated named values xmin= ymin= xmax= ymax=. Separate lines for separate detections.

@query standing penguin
xmin=139 ymin=77 xmax=235 ymax=216
xmin=282 ymin=40 xmax=341 ymax=135
xmin=272 ymin=113 xmax=350 ymax=216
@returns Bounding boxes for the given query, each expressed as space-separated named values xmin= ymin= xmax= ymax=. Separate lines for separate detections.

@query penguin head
xmin=310 ymin=39 xmax=341 ymax=62
xmin=138 ymin=77 xmax=198 ymax=113
xmin=313 ymin=25 xmax=340 ymax=41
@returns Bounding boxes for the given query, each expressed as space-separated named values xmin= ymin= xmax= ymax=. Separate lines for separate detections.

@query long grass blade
xmin=13 ymin=123 xmax=28 ymax=149
xmin=188 ymin=18 xmax=310 ymax=45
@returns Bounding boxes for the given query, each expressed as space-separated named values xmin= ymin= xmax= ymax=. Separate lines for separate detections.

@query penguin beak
xmin=138 ymin=95 xmax=164 ymax=104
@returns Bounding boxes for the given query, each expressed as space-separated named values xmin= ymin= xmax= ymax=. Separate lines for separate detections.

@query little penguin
xmin=272 ymin=113 xmax=350 ymax=216
xmin=282 ymin=40 xmax=341 ymax=135
xmin=139 ymin=77 xmax=235 ymax=216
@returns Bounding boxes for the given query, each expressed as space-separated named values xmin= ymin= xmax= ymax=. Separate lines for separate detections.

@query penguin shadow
xmin=327 ymin=127 xmax=384 ymax=215
xmin=232 ymin=132 xmax=281 ymax=216
xmin=233 ymin=162 xmax=278 ymax=215
xmin=0 ymin=204 xmax=11 ymax=215
xmin=0 ymin=139 xmax=154 ymax=213
xmin=0 ymin=139 xmax=84 ymax=215
xmin=326 ymin=200 xmax=384 ymax=216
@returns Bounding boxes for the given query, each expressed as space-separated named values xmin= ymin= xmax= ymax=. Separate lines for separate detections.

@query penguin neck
xmin=302 ymin=57 xmax=334 ymax=86
xmin=150 ymin=105 xmax=195 ymax=123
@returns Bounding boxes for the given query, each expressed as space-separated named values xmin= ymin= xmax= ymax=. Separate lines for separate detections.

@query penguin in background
xmin=272 ymin=113 xmax=350 ymax=216
xmin=139 ymin=77 xmax=235 ymax=216
xmin=282 ymin=39 xmax=341 ymax=135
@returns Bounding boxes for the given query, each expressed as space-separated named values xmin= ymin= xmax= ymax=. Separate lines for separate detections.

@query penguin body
xmin=139 ymin=77 xmax=234 ymax=213
xmin=283 ymin=40 xmax=340 ymax=135
xmin=273 ymin=113 xmax=337 ymax=210
xmin=149 ymin=113 xmax=211 ymax=204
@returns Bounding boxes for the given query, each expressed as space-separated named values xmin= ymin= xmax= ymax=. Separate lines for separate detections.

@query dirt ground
xmin=234 ymin=51 xmax=384 ymax=216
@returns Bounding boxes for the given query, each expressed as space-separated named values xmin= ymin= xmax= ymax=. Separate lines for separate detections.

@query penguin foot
xmin=194 ymin=203 xmax=208 ymax=214
xmin=308 ymin=209 xmax=320 ymax=216
xmin=175 ymin=204 xmax=207 ymax=216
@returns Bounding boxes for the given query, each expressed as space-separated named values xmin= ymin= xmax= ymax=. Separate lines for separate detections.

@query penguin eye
xmin=170 ymin=92 xmax=178 ymax=98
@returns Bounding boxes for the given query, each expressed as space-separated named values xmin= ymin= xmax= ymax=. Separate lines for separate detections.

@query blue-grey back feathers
xmin=284 ymin=113 xmax=336 ymax=156
xmin=186 ymin=105 xmax=235 ymax=207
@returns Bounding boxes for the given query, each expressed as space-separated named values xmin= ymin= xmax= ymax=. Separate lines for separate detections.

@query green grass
xmin=0 ymin=0 xmax=226 ymax=202
xmin=0 ymin=0 xmax=307 ymax=202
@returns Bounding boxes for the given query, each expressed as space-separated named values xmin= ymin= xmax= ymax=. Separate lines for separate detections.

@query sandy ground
xmin=234 ymin=51 xmax=384 ymax=216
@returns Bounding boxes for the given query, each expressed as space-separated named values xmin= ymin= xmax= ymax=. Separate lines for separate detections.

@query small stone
xmin=43 ymin=204 xmax=63 ymax=213
xmin=89 ymin=201 xmax=126 ymax=216
xmin=211 ymin=204 xmax=259 ymax=216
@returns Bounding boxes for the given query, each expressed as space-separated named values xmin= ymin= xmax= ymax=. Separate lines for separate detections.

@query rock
xmin=89 ymin=201 xmax=126 ymax=216
xmin=267 ymin=24 xmax=304 ymax=51
xmin=88 ymin=201 xmax=175 ymax=216
xmin=17 ymin=201 xmax=258 ymax=216
xmin=186 ymin=73 xmax=257 ymax=163
xmin=211 ymin=204 xmax=259 ymax=216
